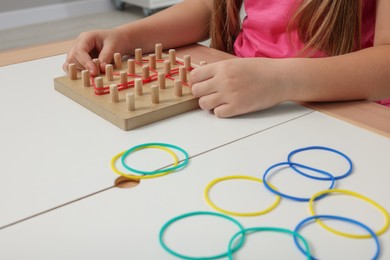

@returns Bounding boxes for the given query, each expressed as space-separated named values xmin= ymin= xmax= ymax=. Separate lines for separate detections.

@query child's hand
xmin=63 ymin=28 xmax=128 ymax=76
xmin=190 ymin=58 xmax=287 ymax=117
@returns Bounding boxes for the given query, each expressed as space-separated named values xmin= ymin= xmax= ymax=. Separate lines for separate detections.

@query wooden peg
xmin=126 ymin=91 xmax=135 ymax=111
xmin=151 ymin=84 xmax=159 ymax=104
xmin=134 ymin=78 xmax=143 ymax=96
xmin=120 ymin=71 xmax=128 ymax=88
xmin=68 ymin=63 xmax=77 ymax=80
xmin=187 ymin=70 xmax=191 ymax=83
xmin=184 ymin=55 xmax=191 ymax=70
xmin=127 ymin=59 xmax=135 ymax=75
xmin=149 ymin=54 xmax=156 ymax=70
xmin=81 ymin=70 xmax=90 ymax=87
xmin=158 ymin=72 xmax=166 ymax=89
xmin=110 ymin=84 xmax=119 ymax=102
xmin=105 ymin=64 xmax=113 ymax=81
xmin=135 ymin=48 xmax=142 ymax=63
xmin=169 ymin=49 xmax=176 ymax=66
xmin=95 ymin=77 xmax=104 ymax=94
xmin=155 ymin=43 xmax=163 ymax=59
xmin=163 ymin=60 xmax=171 ymax=75
xmin=199 ymin=61 xmax=208 ymax=66
xmin=92 ymin=58 xmax=100 ymax=75
xmin=114 ymin=53 xmax=122 ymax=69
xmin=142 ymin=65 xmax=150 ymax=80
xmin=179 ymin=66 xmax=187 ymax=83
xmin=174 ymin=79 xmax=183 ymax=97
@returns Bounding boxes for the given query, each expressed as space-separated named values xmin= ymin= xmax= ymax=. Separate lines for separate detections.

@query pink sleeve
xmin=377 ymin=99 xmax=390 ymax=107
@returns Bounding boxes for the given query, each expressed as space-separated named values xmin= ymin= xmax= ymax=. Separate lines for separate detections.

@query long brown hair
xmin=209 ymin=0 xmax=363 ymax=57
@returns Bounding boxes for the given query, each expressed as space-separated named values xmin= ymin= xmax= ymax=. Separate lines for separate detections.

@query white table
xmin=0 ymin=44 xmax=389 ymax=259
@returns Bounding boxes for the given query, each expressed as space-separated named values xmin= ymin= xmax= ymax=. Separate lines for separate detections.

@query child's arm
xmin=285 ymin=0 xmax=390 ymax=104
xmin=191 ymin=0 xmax=390 ymax=117
xmin=63 ymin=0 xmax=212 ymax=75
xmin=279 ymin=47 xmax=390 ymax=105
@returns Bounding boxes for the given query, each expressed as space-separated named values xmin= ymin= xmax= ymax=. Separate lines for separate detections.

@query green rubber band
xmin=121 ymin=142 xmax=189 ymax=175
xmin=159 ymin=211 xmax=246 ymax=259
xmin=228 ymin=227 xmax=312 ymax=260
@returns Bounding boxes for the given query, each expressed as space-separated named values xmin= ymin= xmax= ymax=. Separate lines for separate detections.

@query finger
xmin=73 ymin=47 xmax=97 ymax=75
xmin=63 ymin=46 xmax=76 ymax=73
xmin=198 ymin=92 xmax=226 ymax=111
xmin=189 ymin=64 xmax=214 ymax=84
xmin=63 ymin=62 xmax=69 ymax=73
xmin=98 ymin=44 xmax=115 ymax=72
xmin=63 ymin=45 xmax=97 ymax=76
xmin=191 ymin=81 xmax=218 ymax=98
xmin=213 ymin=103 xmax=238 ymax=118
xmin=191 ymin=69 xmax=220 ymax=98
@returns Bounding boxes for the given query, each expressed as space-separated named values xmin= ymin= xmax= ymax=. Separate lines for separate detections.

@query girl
xmin=63 ymin=0 xmax=390 ymax=117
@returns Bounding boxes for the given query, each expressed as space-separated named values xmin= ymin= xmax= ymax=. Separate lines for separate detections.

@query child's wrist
xmin=277 ymin=58 xmax=306 ymax=103
xmin=271 ymin=59 xmax=296 ymax=103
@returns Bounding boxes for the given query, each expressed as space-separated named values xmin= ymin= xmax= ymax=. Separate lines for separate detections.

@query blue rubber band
xmin=287 ymin=146 xmax=353 ymax=181
xmin=262 ymin=162 xmax=336 ymax=202
xmin=227 ymin=227 xmax=312 ymax=260
xmin=159 ymin=211 xmax=245 ymax=259
xmin=121 ymin=142 xmax=189 ymax=175
xmin=294 ymin=215 xmax=380 ymax=260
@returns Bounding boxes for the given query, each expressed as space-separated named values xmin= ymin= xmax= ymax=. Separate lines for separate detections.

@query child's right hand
xmin=190 ymin=58 xmax=288 ymax=117
xmin=62 ymin=28 xmax=129 ymax=76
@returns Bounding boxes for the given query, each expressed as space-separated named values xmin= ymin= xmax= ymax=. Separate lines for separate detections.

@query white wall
xmin=0 ymin=0 xmax=81 ymax=12
xmin=0 ymin=0 xmax=113 ymax=30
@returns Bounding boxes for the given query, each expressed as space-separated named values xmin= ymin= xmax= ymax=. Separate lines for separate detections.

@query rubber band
xmin=287 ymin=146 xmax=353 ymax=181
xmin=262 ymin=162 xmax=336 ymax=202
xmin=159 ymin=211 xmax=245 ymax=260
xmin=228 ymin=227 xmax=312 ymax=260
xmin=294 ymin=215 xmax=380 ymax=260
xmin=111 ymin=144 xmax=188 ymax=180
xmin=111 ymin=146 xmax=178 ymax=180
xmin=204 ymin=175 xmax=281 ymax=217
xmin=121 ymin=142 xmax=189 ymax=175
xmin=309 ymin=189 xmax=390 ymax=238
xmin=91 ymin=55 xmax=193 ymax=96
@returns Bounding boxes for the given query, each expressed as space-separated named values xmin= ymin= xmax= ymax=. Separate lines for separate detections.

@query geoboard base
xmin=53 ymin=54 xmax=199 ymax=131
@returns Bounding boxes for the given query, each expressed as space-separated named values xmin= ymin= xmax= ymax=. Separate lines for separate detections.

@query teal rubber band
xmin=121 ymin=142 xmax=189 ymax=175
xmin=228 ymin=227 xmax=312 ymax=260
xmin=159 ymin=211 xmax=246 ymax=259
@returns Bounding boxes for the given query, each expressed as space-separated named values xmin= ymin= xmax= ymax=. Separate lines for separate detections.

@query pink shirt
xmin=234 ymin=0 xmax=390 ymax=107
xmin=234 ymin=0 xmax=376 ymax=58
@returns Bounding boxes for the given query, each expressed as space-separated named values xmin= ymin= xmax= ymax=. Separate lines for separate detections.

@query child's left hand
xmin=190 ymin=58 xmax=288 ymax=117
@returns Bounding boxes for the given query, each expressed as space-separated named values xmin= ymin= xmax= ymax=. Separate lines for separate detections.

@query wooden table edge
xmin=0 ymin=39 xmax=75 ymax=67
xmin=303 ymin=101 xmax=390 ymax=138
xmin=1 ymin=40 xmax=389 ymax=137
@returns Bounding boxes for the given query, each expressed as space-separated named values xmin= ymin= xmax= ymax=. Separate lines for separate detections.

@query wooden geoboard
xmin=54 ymin=46 xmax=200 ymax=130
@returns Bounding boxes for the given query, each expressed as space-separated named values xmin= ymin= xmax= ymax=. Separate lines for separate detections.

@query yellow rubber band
xmin=204 ymin=175 xmax=281 ymax=217
xmin=309 ymin=189 xmax=390 ymax=239
xmin=111 ymin=145 xmax=179 ymax=180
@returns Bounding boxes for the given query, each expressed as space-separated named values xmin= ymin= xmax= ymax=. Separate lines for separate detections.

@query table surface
xmin=0 ymin=42 xmax=389 ymax=260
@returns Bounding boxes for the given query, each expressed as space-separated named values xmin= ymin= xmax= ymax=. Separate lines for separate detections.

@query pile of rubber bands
xmin=156 ymin=146 xmax=389 ymax=259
